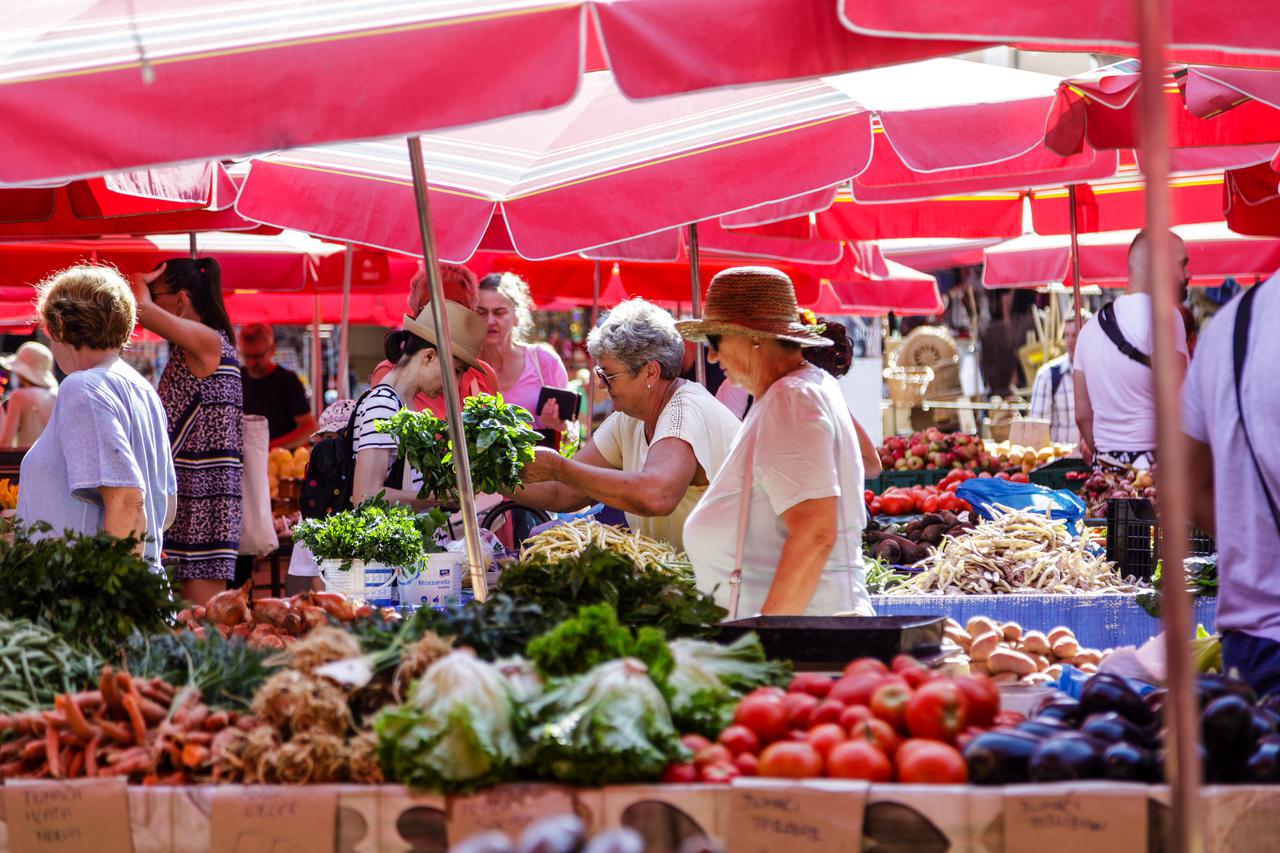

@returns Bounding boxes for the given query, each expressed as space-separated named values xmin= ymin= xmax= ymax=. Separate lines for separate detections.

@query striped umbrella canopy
xmin=0 ymin=163 xmax=259 ymax=238
xmin=237 ymin=61 xmax=1119 ymax=261
xmin=982 ymin=222 xmax=1280 ymax=289
xmin=1225 ymin=160 xmax=1280 ymax=236
xmin=836 ymin=0 xmax=1280 ymax=68
xmin=1047 ymin=61 xmax=1280 ymax=156
xmin=0 ymin=0 xmax=982 ymax=185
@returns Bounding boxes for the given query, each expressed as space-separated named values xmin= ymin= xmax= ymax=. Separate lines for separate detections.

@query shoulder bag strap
xmin=1232 ymin=283 xmax=1280 ymax=537
xmin=729 ymin=429 xmax=757 ymax=621
xmin=1098 ymin=302 xmax=1152 ymax=368
xmin=530 ymin=345 xmax=546 ymax=386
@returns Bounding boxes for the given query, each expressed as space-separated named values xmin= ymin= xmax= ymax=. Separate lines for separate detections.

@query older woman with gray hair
xmin=512 ymin=298 xmax=742 ymax=551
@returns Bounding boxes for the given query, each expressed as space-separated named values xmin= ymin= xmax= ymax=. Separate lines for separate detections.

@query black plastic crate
xmin=717 ymin=615 xmax=945 ymax=672
xmin=866 ymin=467 xmax=949 ymax=494
xmin=1029 ymin=458 xmax=1091 ymax=492
xmin=1104 ymin=497 xmax=1216 ymax=580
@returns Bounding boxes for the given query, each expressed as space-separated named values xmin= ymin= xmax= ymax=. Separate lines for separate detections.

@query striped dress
xmin=159 ymin=334 xmax=243 ymax=581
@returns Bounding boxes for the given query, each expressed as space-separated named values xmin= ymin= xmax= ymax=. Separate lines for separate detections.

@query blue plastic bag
xmin=956 ymin=478 xmax=1086 ymax=526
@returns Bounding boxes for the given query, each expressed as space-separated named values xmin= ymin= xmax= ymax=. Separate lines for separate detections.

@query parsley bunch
xmin=0 ymin=522 xmax=177 ymax=654
xmin=375 ymin=394 xmax=541 ymax=503
xmin=292 ymin=495 xmax=425 ymax=570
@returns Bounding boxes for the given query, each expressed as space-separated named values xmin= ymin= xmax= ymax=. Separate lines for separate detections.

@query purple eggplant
xmin=1244 ymin=737 xmax=1280 ymax=784
xmin=1101 ymin=741 xmax=1158 ymax=783
xmin=1080 ymin=712 xmax=1155 ymax=749
xmin=1079 ymin=674 xmax=1154 ymax=727
xmin=1202 ymin=694 xmax=1259 ymax=783
xmin=964 ymin=730 xmax=1043 ymax=785
xmin=1029 ymin=733 xmax=1107 ymax=783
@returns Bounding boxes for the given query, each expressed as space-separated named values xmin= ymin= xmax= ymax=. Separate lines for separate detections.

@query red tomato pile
xmin=664 ymin=656 xmax=1004 ymax=785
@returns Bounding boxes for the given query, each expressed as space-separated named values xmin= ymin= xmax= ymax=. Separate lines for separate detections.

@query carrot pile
xmin=0 ymin=665 xmax=250 ymax=784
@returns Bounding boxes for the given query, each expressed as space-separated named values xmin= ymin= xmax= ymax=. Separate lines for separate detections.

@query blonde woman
xmin=477 ymin=272 xmax=570 ymax=431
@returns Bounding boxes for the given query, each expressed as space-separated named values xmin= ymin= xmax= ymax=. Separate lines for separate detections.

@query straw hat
xmin=676 ymin=267 xmax=832 ymax=348
xmin=402 ymin=300 xmax=487 ymax=369
xmin=0 ymin=342 xmax=57 ymax=389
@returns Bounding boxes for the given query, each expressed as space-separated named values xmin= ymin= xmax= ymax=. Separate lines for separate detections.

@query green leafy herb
xmin=125 ymin=630 xmax=280 ymax=710
xmin=375 ymin=394 xmax=541 ymax=503
xmin=403 ymin=593 xmax=565 ymax=660
xmin=497 ymin=546 xmax=726 ymax=639
xmin=525 ymin=603 xmax=674 ymax=683
xmin=0 ymin=522 xmax=178 ymax=654
xmin=292 ymin=495 xmax=425 ymax=570
xmin=1137 ymin=557 xmax=1218 ymax=618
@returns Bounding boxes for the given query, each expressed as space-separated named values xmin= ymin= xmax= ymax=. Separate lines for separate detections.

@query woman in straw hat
xmin=511 ymin=298 xmax=742 ymax=552
xmin=351 ymin=302 xmax=488 ymax=509
xmin=0 ymin=341 xmax=59 ymax=447
xmin=678 ymin=267 xmax=873 ymax=617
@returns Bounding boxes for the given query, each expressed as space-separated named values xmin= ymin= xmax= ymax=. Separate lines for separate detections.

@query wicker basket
xmin=892 ymin=327 xmax=962 ymax=397
xmin=884 ymin=365 xmax=934 ymax=407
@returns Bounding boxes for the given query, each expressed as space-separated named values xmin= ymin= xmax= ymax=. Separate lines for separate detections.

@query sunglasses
xmin=593 ymin=365 xmax=629 ymax=390
xmin=706 ymin=334 xmax=721 ymax=352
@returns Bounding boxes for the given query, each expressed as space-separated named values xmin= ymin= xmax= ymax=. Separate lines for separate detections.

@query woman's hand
xmin=520 ymin=447 xmax=564 ymax=484
xmin=128 ymin=264 xmax=165 ymax=312
xmin=538 ymin=398 xmax=573 ymax=435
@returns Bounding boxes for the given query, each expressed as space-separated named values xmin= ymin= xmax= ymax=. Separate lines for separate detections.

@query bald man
xmin=1072 ymin=231 xmax=1190 ymax=470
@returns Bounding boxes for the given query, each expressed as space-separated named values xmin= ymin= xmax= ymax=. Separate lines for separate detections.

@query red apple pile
xmin=664 ymin=656 xmax=1011 ymax=786
xmin=878 ymin=428 xmax=1003 ymax=474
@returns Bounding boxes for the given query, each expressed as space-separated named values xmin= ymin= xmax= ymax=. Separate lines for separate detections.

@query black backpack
xmin=298 ymin=391 xmax=367 ymax=519
xmin=299 ymin=388 xmax=409 ymax=518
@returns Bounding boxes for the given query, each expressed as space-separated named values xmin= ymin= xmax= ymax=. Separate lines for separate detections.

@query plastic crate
xmin=1029 ymin=458 xmax=1091 ymax=492
xmin=1104 ymin=497 xmax=1216 ymax=580
xmin=866 ymin=467 xmax=949 ymax=493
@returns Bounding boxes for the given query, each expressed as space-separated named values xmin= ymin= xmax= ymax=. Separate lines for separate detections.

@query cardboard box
xmin=1201 ymin=785 xmax=1280 ymax=853
xmin=128 ymin=785 xmax=176 ymax=853
xmin=1003 ymin=782 xmax=1148 ymax=853
xmin=171 ymin=786 xmax=213 ymax=853
xmin=337 ymin=785 xmax=382 ymax=853
xmin=600 ymin=785 xmax=730 ymax=853
xmin=447 ymin=784 xmax=579 ymax=847
xmin=377 ymin=785 xmax=448 ymax=853
xmin=727 ymin=779 xmax=866 ymax=853
xmin=864 ymin=783 xmax=972 ymax=852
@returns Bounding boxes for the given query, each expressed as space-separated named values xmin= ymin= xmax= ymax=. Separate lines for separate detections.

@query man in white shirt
xmin=1184 ymin=269 xmax=1280 ymax=696
xmin=1073 ymin=232 xmax=1190 ymax=469
xmin=1028 ymin=312 xmax=1088 ymax=446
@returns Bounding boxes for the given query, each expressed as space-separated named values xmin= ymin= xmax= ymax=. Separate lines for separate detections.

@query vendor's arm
xmin=761 ymin=497 xmax=838 ymax=615
xmin=1186 ymin=437 xmax=1215 ymax=536
xmin=1073 ymin=372 xmax=1095 ymax=464
xmin=271 ymin=412 xmax=318 ymax=450
xmin=531 ymin=438 xmax=696 ymax=518
xmin=352 ymin=446 xmax=437 ymax=511
xmin=99 ymin=486 xmax=147 ymax=555
xmin=130 ymin=266 xmax=222 ymax=378
xmin=852 ymin=416 xmax=881 ymax=478
xmin=507 ymin=440 xmax=606 ymax=513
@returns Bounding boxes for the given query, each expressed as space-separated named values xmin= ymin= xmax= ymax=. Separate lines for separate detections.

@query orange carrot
xmin=62 ymin=693 xmax=95 ymax=739
xmin=181 ymin=743 xmax=209 ymax=768
xmin=100 ymin=667 xmax=123 ymax=716
xmin=45 ymin=726 xmax=61 ymax=779
xmin=203 ymin=711 xmax=229 ymax=732
xmin=97 ymin=720 xmax=133 ymax=746
xmin=84 ymin=736 xmax=100 ymax=778
xmin=121 ymin=695 xmax=147 ymax=745
xmin=67 ymin=750 xmax=84 ymax=778
xmin=20 ymin=739 xmax=45 ymax=762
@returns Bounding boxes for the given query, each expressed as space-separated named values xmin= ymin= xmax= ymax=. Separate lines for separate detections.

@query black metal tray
xmin=717 ymin=615 xmax=946 ymax=672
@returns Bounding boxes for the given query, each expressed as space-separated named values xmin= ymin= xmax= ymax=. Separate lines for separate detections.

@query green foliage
xmin=666 ymin=634 xmax=791 ymax=738
xmin=125 ymin=630 xmax=280 ymax=710
xmin=0 ymin=616 xmax=101 ymax=713
xmin=525 ymin=603 xmax=675 ymax=683
xmin=1137 ymin=556 xmax=1218 ymax=618
xmin=497 ymin=546 xmax=726 ymax=639
xmin=375 ymin=651 xmax=525 ymax=793
xmin=404 ymin=593 xmax=566 ymax=661
xmin=0 ymin=522 xmax=178 ymax=654
xmin=526 ymin=658 xmax=688 ymax=785
xmin=292 ymin=495 xmax=425 ymax=569
xmin=375 ymin=394 xmax=541 ymax=503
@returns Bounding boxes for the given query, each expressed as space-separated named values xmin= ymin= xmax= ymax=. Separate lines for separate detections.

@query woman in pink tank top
xmin=477 ymin=273 xmax=571 ymax=430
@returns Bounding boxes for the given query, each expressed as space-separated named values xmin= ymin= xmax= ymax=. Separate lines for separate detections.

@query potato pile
xmin=942 ymin=616 xmax=1107 ymax=686
xmin=983 ymin=440 xmax=1075 ymax=475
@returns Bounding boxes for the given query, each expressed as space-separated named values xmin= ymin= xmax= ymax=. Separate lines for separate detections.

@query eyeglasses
xmin=706 ymin=334 xmax=721 ymax=352
xmin=593 ymin=365 xmax=629 ymax=390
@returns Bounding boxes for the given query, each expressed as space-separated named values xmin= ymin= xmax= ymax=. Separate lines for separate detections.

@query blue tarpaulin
xmin=869 ymin=593 xmax=1217 ymax=649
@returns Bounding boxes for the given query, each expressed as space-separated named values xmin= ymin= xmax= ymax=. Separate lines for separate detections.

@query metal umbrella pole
xmin=1136 ymin=1 xmax=1203 ymax=850
xmin=338 ymin=244 xmax=353 ymax=399
xmin=310 ymin=293 xmax=323 ymax=419
xmin=585 ymin=260 xmax=601 ymax=440
xmin=406 ymin=136 xmax=489 ymax=601
xmin=188 ymin=232 xmax=198 ymax=259
xmin=1067 ymin=185 xmax=1084 ymax=325
xmin=687 ymin=222 xmax=706 ymax=386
